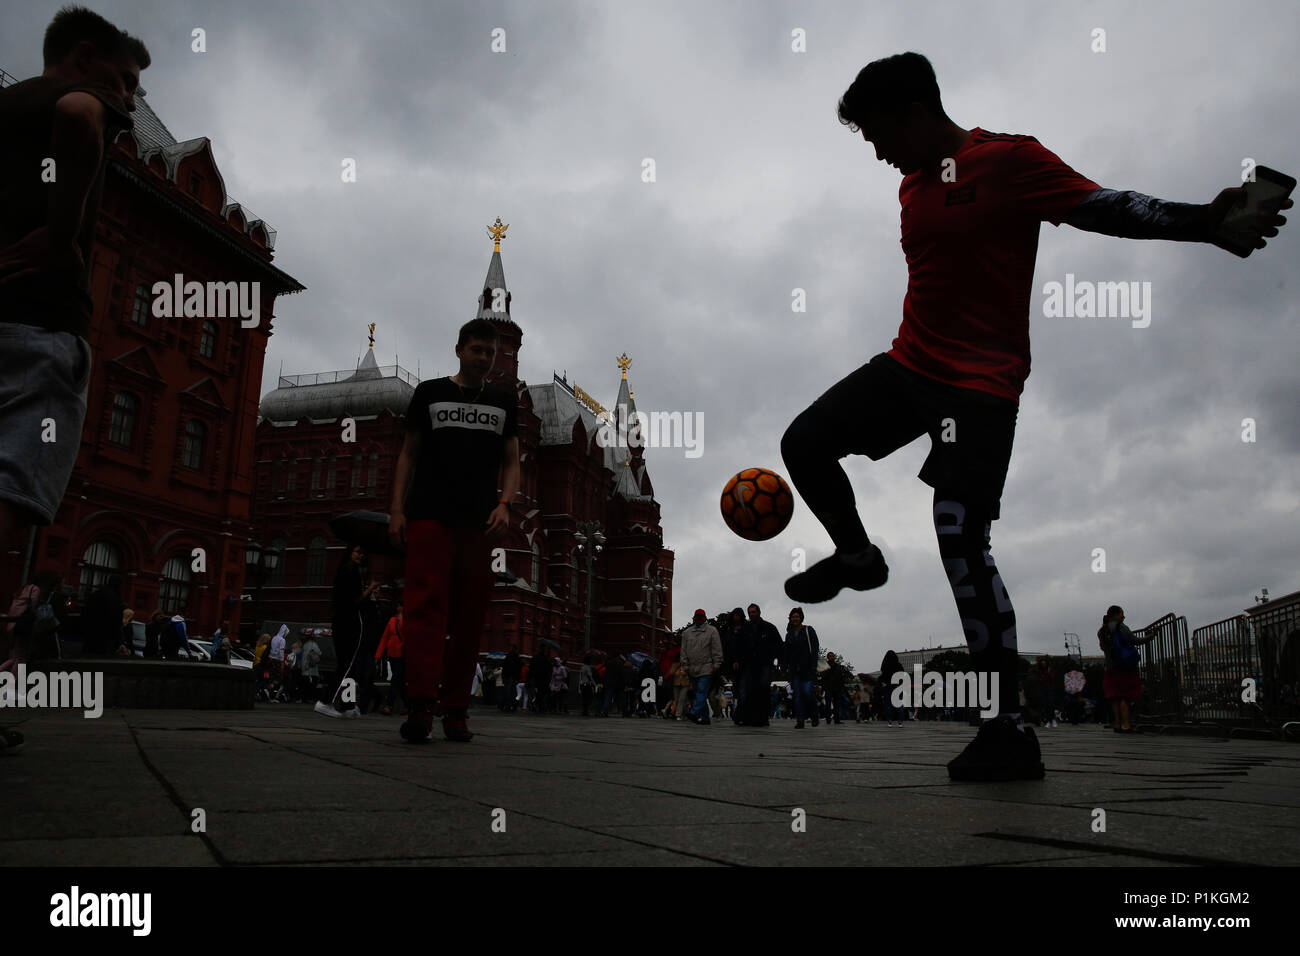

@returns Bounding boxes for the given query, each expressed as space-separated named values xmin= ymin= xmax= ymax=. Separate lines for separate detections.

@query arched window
xmin=79 ymin=540 xmax=122 ymax=600
xmin=531 ymin=540 xmax=541 ymax=588
xmin=199 ymin=320 xmax=217 ymax=359
xmin=350 ymin=454 xmax=363 ymax=495
xmin=108 ymin=392 xmax=138 ymax=447
xmin=285 ymin=459 xmax=297 ymax=495
xmin=310 ymin=458 xmax=322 ymax=493
xmin=159 ymin=555 xmax=192 ymax=615
xmin=130 ymin=285 xmax=150 ymax=326
xmin=306 ymin=536 xmax=328 ymax=586
xmin=325 ymin=456 xmax=337 ymax=493
xmin=267 ymin=536 xmax=287 ymax=587
xmin=182 ymin=420 xmax=206 ymax=470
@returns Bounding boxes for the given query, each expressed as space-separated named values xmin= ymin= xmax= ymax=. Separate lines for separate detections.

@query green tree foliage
xmin=922 ymin=649 xmax=972 ymax=674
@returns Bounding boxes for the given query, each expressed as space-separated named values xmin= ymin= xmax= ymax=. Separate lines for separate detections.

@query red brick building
xmin=252 ymin=230 xmax=674 ymax=660
xmin=3 ymin=92 xmax=304 ymax=632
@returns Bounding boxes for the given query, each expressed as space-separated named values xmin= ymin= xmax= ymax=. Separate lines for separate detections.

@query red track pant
xmin=403 ymin=518 xmax=494 ymax=709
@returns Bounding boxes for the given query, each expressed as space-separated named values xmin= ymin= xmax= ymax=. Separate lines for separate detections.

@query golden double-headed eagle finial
xmin=617 ymin=352 xmax=631 ymax=379
xmin=487 ymin=217 xmax=509 ymax=252
xmin=368 ymin=322 xmax=375 ymax=349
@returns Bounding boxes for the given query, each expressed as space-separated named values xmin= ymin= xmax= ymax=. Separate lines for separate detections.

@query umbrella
xmin=537 ymin=638 xmax=563 ymax=652
xmin=1064 ymin=670 xmax=1086 ymax=694
xmin=627 ymin=651 xmax=654 ymax=668
xmin=329 ymin=511 xmax=404 ymax=557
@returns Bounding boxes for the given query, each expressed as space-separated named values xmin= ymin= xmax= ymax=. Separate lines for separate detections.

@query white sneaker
xmin=314 ymin=701 xmax=344 ymax=719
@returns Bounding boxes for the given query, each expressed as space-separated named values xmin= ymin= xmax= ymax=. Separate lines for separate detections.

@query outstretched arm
xmin=1065 ymin=188 xmax=1211 ymax=241
xmin=1066 ymin=186 xmax=1291 ymax=251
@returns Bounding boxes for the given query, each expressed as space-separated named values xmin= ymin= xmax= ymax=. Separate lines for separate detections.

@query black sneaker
xmin=442 ymin=708 xmax=474 ymax=742
xmin=784 ymin=546 xmax=888 ymax=603
xmin=811 ymin=715 xmax=819 ymax=727
xmin=947 ymin=716 xmax=1045 ymax=781
xmin=399 ymin=701 xmax=436 ymax=744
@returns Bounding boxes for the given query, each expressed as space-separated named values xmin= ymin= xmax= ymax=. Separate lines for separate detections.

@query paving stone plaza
xmin=5 ymin=706 xmax=1297 ymax=867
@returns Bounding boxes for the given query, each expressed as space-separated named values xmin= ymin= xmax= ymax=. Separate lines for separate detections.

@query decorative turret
xmin=478 ymin=217 xmax=521 ymax=388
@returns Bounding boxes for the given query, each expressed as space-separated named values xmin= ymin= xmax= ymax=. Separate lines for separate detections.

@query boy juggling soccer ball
xmin=779 ymin=53 xmax=1290 ymax=781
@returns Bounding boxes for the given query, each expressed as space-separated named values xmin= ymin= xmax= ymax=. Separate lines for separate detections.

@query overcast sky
xmin=3 ymin=0 xmax=1296 ymax=672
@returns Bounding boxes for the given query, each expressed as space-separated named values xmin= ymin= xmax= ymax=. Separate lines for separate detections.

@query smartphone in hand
xmin=1214 ymin=165 xmax=1295 ymax=257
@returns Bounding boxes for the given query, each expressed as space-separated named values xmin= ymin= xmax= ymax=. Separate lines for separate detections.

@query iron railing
xmin=1187 ymin=615 xmax=1255 ymax=722
xmin=278 ymin=366 xmax=422 ymax=388
xmin=1249 ymin=599 xmax=1300 ymax=723
xmin=1135 ymin=612 xmax=1187 ymax=722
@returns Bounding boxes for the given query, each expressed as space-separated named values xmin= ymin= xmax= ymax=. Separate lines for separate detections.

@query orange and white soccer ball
xmin=720 ymin=467 xmax=794 ymax=541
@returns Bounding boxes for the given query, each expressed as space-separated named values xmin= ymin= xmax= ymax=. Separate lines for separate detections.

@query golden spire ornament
xmin=487 ymin=217 xmax=510 ymax=252
xmin=367 ymin=322 xmax=375 ymax=350
xmin=617 ymin=352 xmax=631 ymax=380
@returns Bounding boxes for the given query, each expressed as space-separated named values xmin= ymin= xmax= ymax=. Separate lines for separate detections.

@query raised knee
xmin=780 ymin=414 xmax=813 ymax=464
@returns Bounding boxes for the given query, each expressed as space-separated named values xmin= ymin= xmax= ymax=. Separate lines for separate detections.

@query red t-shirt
xmin=888 ymin=128 xmax=1100 ymax=401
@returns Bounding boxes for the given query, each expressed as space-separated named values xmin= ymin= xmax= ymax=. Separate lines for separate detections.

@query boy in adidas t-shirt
xmin=388 ymin=319 xmax=520 ymax=743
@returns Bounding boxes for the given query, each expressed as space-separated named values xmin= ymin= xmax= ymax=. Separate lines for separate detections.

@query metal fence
xmin=1187 ymin=615 xmax=1255 ymax=722
xmin=278 ymin=366 xmax=421 ymax=388
xmin=1135 ymin=613 xmax=1187 ymax=722
xmin=1131 ymin=604 xmax=1299 ymax=727
xmin=1250 ymin=599 xmax=1300 ymax=723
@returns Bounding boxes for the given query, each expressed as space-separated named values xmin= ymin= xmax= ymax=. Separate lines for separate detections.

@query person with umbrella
xmin=316 ymin=544 xmax=377 ymax=718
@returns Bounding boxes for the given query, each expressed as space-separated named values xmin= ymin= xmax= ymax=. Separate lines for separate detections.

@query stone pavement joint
xmin=123 ymin=721 xmax=227 ymax=866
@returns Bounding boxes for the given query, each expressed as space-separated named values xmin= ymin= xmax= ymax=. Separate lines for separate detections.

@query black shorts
xmin=806 ymin=352 xmax=1018 ymax=519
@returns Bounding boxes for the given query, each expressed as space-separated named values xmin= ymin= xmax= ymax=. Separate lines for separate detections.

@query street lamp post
xmin=574 ymin=522 xmax=604 ymax=654
xmin=244 ymin=541 xmax=282 ymax=638
xmin=643 ymin=573 xmax=667 ymax=655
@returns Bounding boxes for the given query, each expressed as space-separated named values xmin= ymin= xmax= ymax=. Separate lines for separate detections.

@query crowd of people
xmin=0 ymin=563 xmax=1193 ymax=742
xmin=1 ymin=570 xmax=220 ymax=665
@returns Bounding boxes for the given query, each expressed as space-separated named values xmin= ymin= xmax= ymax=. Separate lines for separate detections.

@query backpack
xmin=1113 ymin=636 xmax=1139 ymax=671
xmin=1104 ymin=627 xmax=1140 ymax=671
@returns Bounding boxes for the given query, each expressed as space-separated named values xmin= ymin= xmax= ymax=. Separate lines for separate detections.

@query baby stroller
xmin=255 ymin=656 xmax=290 ymax=703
